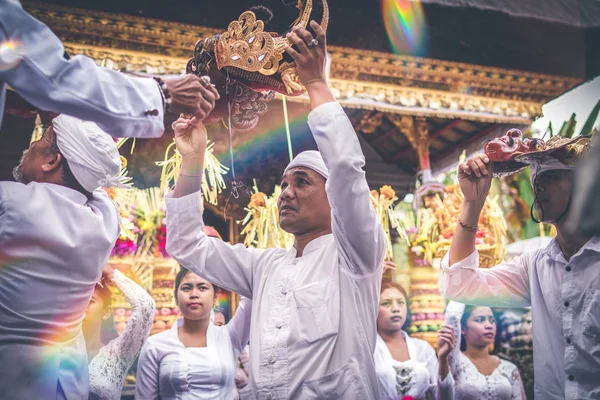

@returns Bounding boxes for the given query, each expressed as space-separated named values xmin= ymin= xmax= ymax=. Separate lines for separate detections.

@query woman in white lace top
xmin=135 ymin=267 xmax=252 ymax=400
xmin=438 ymin=301 xmax=525 ymax=400
xmin=374 ymin=277 xmax=441 ymax=400
xmin=83 ymin=264 xmax=155 ymax=400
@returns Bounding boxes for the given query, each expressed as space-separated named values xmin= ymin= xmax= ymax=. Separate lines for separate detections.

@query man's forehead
xmin=281 ymin=167 xmax=317 ymax=179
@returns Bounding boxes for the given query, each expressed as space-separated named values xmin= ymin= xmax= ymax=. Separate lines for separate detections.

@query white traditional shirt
xmin=440 ymin=237 xmax=600 ymax=399
xmin=0 ymin=0 xmax=164 ymax=138
xmin=374 ymin=332 xmax=439 ymax=400
xmin=438 ymin=301 xmax=525 ymax=400
xmin=88 ymin=270 xmax=155 ymax=400
xmin=134 ymin=297 xmax=252 ymax=400
xmin=165 ymin=102 xmax=386 ymax=399
xmin=440 ymin=352 xmax=524 ymax=400
xmin=0 ymin=182 xmax=119 ymax=399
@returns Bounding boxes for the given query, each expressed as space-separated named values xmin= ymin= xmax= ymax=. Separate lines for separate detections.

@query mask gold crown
xmin=215 ymin=0 xmax=329 ymax=95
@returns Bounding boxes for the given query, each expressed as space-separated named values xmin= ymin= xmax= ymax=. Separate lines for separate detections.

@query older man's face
xmin=13 ymin=126 xmax=56 ymax=184
xmin=278 ymin=167 xmax=331 ymax=236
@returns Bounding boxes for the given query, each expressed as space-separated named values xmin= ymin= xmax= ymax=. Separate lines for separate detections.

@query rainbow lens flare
xmin=382 ymin=0 xmax=428 ymax=55
xmin=0 ymin=40 xmax=24 ymax=71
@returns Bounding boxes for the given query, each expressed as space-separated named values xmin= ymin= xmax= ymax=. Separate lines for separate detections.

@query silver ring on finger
xmin=200 ymin=75 xmax=211 ymax=87
xmin=307 ymin=39 xmax=319 ymax=49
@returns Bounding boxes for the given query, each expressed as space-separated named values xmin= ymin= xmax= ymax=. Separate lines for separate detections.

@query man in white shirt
xmin=165 ymin=22 xmax=386 ymax=399
xmin=440 ymin=137 xmax=600 ymax=399
xmin=0 ymin=0 xmax=217 ymax=138
xmin=0 ymin=114 xmax=153 ymax=399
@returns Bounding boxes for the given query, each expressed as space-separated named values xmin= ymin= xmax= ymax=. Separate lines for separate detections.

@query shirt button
xmin=566 ymin=337 xmax=572 ymax=345
xmin=276 ymin=322 xmax=282 ymax=329
xmin=568 ymin=375 xmax=575 ymax=381
xmin=268 ymin=355 xmax=275 ymax=364
xmin=564 ymin=301 xmax=570 ymax=307
xmin=566 ymin=266 xmax=572 ymax=272
xmin=281 ymin=288 xmax=287 ymax=295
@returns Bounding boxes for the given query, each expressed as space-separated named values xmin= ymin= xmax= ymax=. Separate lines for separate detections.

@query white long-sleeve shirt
xmin=135 ymin=297 xmax=252 ymax=400
xmin=165 ymin=101 xmax=386 ymax=399
xmin=88 ymin=270 xmax=155 ymax=400
xmin=0 ymin=0 xmax=164 ymax=138
xmin=0 ymin=182 xmax=119 ymax=399
xmin=440 ymin=237 xmax=600 ymax=399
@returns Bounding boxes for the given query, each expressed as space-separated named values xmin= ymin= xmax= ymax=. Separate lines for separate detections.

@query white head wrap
xmin=53 ymin=114 xmax=128 ymax=192
xmin=283 ymin=150 xmax=329 ymax=179
xmin=529 ymin=156 xmax=575 ymax=186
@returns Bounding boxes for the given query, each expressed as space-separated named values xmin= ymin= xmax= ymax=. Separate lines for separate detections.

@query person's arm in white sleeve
xmin=134 ymin=341 xmax=160 ymax=400
xmin=0 ymin=0 xmax=164 ymax=138
xmin=225 ymin=297 xmax=252 ymax=356
xmin=109 ymin=270 xmax=155 ymax=371
xmin=165 ymin=117 xmax=270 ymax=299
xmin=285 ymin=22 xmax=385 ymax=277
xmin=440 ymin=250 xmax=531 ymax=308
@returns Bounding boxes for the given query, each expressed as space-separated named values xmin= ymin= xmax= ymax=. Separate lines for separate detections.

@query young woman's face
xmin=463 ymin=306 xmax=496 ymax=347
xmin=377 ymin=287 xmax=408 ymax=333
xmin=176 ymin=272 xmax=216 ymax=321
xmin=82 ymin=287 xmax=109 ymax=336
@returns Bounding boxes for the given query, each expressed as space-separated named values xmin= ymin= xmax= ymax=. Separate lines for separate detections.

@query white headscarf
xmin=53 ymin=114 xmax=128 ymax=192
xmin=284 ymin=150 xmax=329 ymax=179
xmin=529 ymin=156 xmax=575 ymax=186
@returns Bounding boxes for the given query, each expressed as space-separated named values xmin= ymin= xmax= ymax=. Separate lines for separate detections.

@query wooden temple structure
xmin=11 ymin=1 xmax=582 ymax=235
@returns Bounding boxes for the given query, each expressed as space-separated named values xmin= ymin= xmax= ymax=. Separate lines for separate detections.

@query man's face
xmin=533 ymin=169 xmax=574 ymax=222
xmin=13 ymin=126 xmax=56 ymax=184
xmin=213 ymin=312 xmax=225 ymax=327
xmin=278 ymin=167 xmax=331 ymax=235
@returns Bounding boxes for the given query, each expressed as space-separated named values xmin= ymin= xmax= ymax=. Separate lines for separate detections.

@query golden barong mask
xmin=188 ymin=0 xmax=329 ymax=96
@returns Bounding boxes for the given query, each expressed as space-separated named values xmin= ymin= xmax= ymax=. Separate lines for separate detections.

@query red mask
xmin=485 ymin=129 xmax=542 ymax=161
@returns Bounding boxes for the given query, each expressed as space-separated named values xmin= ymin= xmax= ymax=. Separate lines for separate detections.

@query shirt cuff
xmin=441 ymin=249 xmax=480 ymax=273
xmin=165 ymin=190 xmax=203 ymax=213
xmin=307 ymin=101 xmax=345 ymax=128
xmin=438 ymin=372 xmax=454 ymax=387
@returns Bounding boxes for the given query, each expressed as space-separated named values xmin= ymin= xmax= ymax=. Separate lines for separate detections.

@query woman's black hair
xmin=379 ymin=280 xmax=412 ymax=331
xmin=459 ymin=305 xmax=501 ymax=352
xmin=94 ymin=283 xmax=118 ymax=344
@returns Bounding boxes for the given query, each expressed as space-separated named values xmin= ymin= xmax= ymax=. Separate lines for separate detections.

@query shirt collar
xmin=291 ymin=233 xmax=333 ymax=257
xmin=33 ymin=182 xmax=88 ymax=205
xmin=543 ymin=235 xmax=600 ymax=260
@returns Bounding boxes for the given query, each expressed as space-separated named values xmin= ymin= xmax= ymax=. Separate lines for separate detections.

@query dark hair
xmin=48 ymin=127 xmax=93 ymax=200
xmin=94 ymin=283 xmax=119 ymax=344
xmin=459 ymin=305 xmax=501 ymax=352
xmin=379 ymin=280 xmax=411 ymax=330
xmin=173 ymin=267 xmax=221 ymax=305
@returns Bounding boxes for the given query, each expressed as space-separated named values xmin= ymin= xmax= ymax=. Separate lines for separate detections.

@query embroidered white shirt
xmin=440 ymin=237 xmax=600 ymax=399
xmin=374 ymin=331 xmax=439 ymax=400
xmin=165 ymin=102 xmax=386 ymax=399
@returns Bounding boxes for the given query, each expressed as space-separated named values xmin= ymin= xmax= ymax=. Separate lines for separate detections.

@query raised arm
xmin=0 ymin=0 xmax=215 ymax=138
xmin=166 ymin=117 xmax=271 ymax=298
xmin=285 ymin=22 xmax=385 ymax=276
xmin=440 ymin=250 xmax=531 ymax=308
xmin=105 ymin=269 xmax=155 ymax=376
xmin=224 ymin=296 xmax=252 ymax=356
xmin=437 ymin=301 xmax=463 ymax=400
